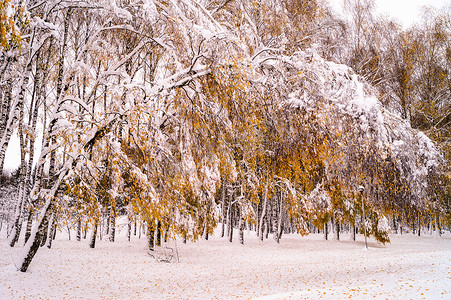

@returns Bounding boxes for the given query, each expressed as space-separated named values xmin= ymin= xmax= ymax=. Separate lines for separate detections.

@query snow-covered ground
xmin=1 ymin=225 xmax=450 ymax=299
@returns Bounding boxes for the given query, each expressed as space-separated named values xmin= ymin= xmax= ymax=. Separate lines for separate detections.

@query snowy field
xmin=1 ymin=225 xmax=450 ymax=299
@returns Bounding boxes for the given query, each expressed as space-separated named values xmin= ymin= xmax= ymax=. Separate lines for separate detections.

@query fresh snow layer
xmin=0 ymin=224 xmax=450 ymax=299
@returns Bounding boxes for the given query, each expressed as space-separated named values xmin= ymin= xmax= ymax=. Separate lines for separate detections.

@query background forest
xmin=0 ymin=0 xmax=449 ymax=272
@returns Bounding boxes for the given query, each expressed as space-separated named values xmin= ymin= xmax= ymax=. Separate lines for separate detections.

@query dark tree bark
xmin=228 ymin=203 xmax=234 ymax=243
xmin=259 ymin=182 xmax=268 ymax=241
xmin=238 ymin=210 xmax=244 ymax=245
xmin=40 ymin=211 xmax=50 ymax=247
xmin=127 ymin=219 xmax=131 ymax=242
xmin=89 ymin=220 xmax=98 ymax=249
xmin=134 ymin=219 xmax=137 ymax=236
xmin=272 ymin=199 xmax=279 ymax=243
xmin=47 ymin=214 xmax=57 ymax=249
xmin=17 ymin=200 xmax=53 ymax=272
xmin=156 ymin=220 xmax=162 ymax=246
xmin=109 ymin=205 xmax=116 ymax=242
xmin=335 ymin=220 xmax=340 ymax=241
xmin=76 ymin=218 xmax=81 ymax=241
xmin=324 ymin=222 xmax=328 ymax=240
xmin=226 ymin=187 xmax=232 ymax=238
xmin=221 ymin=180 xmax=227 ymax=238
xmin=24 ymin=207 xmax=33 ymax=244
xmin=147 ymin=220 xmax=155 ymax=251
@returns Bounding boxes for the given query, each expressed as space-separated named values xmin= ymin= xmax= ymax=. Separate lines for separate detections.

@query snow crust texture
xmin=1 ymin=228 xmax=450 ymax=299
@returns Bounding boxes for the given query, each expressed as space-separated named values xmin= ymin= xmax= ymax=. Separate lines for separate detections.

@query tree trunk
xmin=221 ymin=180 xmax=227 ymax=238
xmin=105 ymin=212 xmax=110 ymax=237
xmin=46 ymin=213 xmax=56 ymax=249
xmin=393 ymin=216 xmax=398 ymax=234
xmin=109 ymin=205 xmax=116 ymax=242
xmin=127 ymin=219 xmax=131 ymax=242
xmin=277 ymin=191 xmax=284 ymax=242
xmin=134 ymin=219 xmax=137 ymax=236
xmin=9 ymin=115 xmax=27 ymax=247
xmin=417 ymin=213 xmax=421 ymax=237
xmin=147 ymin=221 xmax=155 ymax=251
xmin=226 ymin=187 xmax=232 ymax=238
xmin=76 ymin=218 xmax=81 ymax=241
xmin=16 ymin=199 xmax=53 ymax=272
xmin=156 ymin=220 xmax=162 ymax=246
xmin=324 ymin=222 xmax=328 ymax=240
xmin=259 ymin=181 xmax=268 ymax=241
xmin=67 ymin=225 xmax=71 ymax=240
xmin=435 ymin=214 xmax=442 ymax=236
xmin=239 ymin=212 xmax=244 ymax=245
xmin=40 ymin=210 xmax=50 ymax=247
xmin=24 ymin=206 xmax=34 ymax=244
xmin=83 ymin=221 xmax=88 ymax=239
xmin=335 ymin=220 xmax=340 ymax=241
xmin=89 ymin=220 xmax=98 ymax=249
xmin=0 ymin=78 xmax=12 ymax=174
xmin=228 ymin=205 xmax=234 ymax=243
xmin=351 ymin=221 xmax=356 ymax=241
xmin=272 ymin=199 xmax=279 ymax=243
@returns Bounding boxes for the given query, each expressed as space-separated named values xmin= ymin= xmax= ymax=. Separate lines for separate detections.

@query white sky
xmin=330 ymin=0 xmax=450 ymax=27
xmin=375 ymin=0 xmax=449 ymax=27
xmin=2 ymin=0 xmax=450 ymax=172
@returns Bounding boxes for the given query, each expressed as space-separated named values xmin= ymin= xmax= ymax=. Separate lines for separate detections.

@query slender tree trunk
xmin=265 ymin=209 xmax=270 ymax=239
xmin=272 ymin=198 xmax=279 ymax=243
xmin=105 ymin=211 xmax=110 ymax=237
xmin=351 ymin=220 xmax=356 ymax=241
xmin=221 ymin=180 xmax=226 ymax=238
xmin=109 ymin=204 xmax=116 ymax=242
xmin=277 ymin=191 xmax=283 ymax=242
xmin=46 ymin=213 xmax=56 ymax=249
xmin=256 ymin=199 xmax=260 ymax=237
xmin=147 ymin=220 xmax=155 ymax=251
xmin=40 ymin=209 xmax=51 ymax=247
xmin=335 ymin=219 xmax=340 ymax=241
xmin=9 ymin=117 xmax=27 ymax=247
xmin=0 ymin=78 xmax=12 ymax=173
xmin=89 ymin=220 xmax=98 ymax=249
xmin=127 ymin=218 xmax=131 ymax=242
xmin=134 ymin=219 xmax=137 ymax=236
xmin=83 ymin=222 xmax=88 ymax=239
xmin=435 ymin=214 xmax=442 ymax=236
xmin=67 ymin=225 xmax=71 ymax=240
xmin=259 ymin=181 xmax=268 ymax=241
xmin=226 ymin=187 xmax=232 ymax=238
xmin=9 ymin=181 xmax=25 ymax=247
xmin=324 ymin=222 xmax=328 ymax=240
xmin=76 ymin=218 xmax=81 ymax=241
xmin=0 ymin=77 xmax=23 ymax=174
xmin=156 ymin=220 xmax=162 ymax=246
xmin=228 ymin=205 xmax=234 ymax=243
xmin=393 ymin=216 xmax=398 ymax=234
xmin=16 ymin=200 xmax=54 ymax=272
xmin=417 ymin=213 xmax=421 ymax=237
xmin=239 ymin=210 xmax=244 ymax=245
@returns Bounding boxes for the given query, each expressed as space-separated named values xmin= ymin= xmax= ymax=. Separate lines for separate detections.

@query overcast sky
xmin=330 ymin=0 xmax=450 ymax=27
xmin=375 ymin=0 xmax=449 ymax=27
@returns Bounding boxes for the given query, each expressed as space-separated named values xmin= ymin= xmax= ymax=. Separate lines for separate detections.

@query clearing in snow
xmin=1 ymin=226 xmax=450 ymax=299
